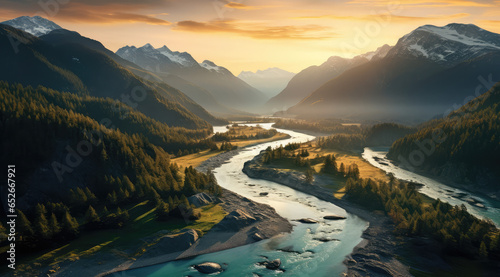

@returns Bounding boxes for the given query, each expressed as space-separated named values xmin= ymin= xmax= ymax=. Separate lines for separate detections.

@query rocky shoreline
xmin=99 ymin=188 xmax=292 ymax=276
xmin=242 ymin=152 xmax=413 ymax=277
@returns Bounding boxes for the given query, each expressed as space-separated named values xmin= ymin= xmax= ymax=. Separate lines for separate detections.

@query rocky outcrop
xmin=258 ymin=258 xmax=281 ymax=270
xmin=324 ymin=215 xmax=347 ymax=220
xmin=193 ymin=262 xmax=223 ymax=274
xmin=188 ymin=192 xmax=217 ymax=207
xmin=139 ymin=229 xmax=199 ymax=260
xmin=297 ymin=218 xmax=319 ymax=224
xmin=214 ymin=209 xmax=257 ymax=231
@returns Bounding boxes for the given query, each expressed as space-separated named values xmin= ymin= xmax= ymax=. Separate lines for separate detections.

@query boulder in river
xmin=297 ymin=218 xmax=319 ymax=224
xmin=193 ymin=262 xmax=223 ymax=274
xmin=258 ymin=259 xmax=281 ymax=270
xmin=259 ymin=192 xmax=269 ymax=196
xmin=323 ymin=215 xmax=346 ymax=220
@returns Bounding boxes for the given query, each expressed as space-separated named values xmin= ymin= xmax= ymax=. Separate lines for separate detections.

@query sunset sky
xmin=1 ymin=0 xmax=500 ymax=74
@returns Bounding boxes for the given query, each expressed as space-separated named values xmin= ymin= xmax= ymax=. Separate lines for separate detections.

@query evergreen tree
xmin=34 ymin=213 xmax=50 ymax=239
xmin=479 ymin=241 xmax=488 ymax=258
xmin=17 ymin=209 xmax=34 ymax=239
xmin=49 ymin=213 xmax=60 ymax=235
xmin=305 ymin=166 xmax=315 ymax=184
xmin=61 ymin=211 xmax=79 ymax=238
xmin=85 ymin=205 xmax=100 ymax=225
xmin=339 ymin=163 xmax=346 ymax=176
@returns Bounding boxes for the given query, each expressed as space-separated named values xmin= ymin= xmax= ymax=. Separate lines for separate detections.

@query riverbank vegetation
xmin=260 ymin=143 xmax=362 ymax=185
xmin=345 ymin=176 xmax=500 ymax=260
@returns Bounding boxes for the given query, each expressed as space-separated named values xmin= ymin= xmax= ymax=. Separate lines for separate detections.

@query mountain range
xmin=265 ymin=44 xmax=392 ymax=112
xmin=0 ymin=22 xmax=225 ymax=128
xmin=287 ymin=24 xmax=500 ymax=123
xmin=116 ymin=44 xmax=267 ymax=114
xmin=238 ymin=68 xmax=295 ymax=98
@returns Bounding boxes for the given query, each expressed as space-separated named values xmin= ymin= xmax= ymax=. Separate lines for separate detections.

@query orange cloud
xmin=0 ymin=1 xmax=172 ymax=25
xmin=348 ymin=0 xmax=494 ymax=7
xmin=173 ymin=20 xmax=336 ymax=40
xmin=295 ymin=13 xmax=470 ymax=22
xmin=54 ymin=10 xmax=171 ymax=25
xmin=224 ymin=2 xmax=261 ymax=10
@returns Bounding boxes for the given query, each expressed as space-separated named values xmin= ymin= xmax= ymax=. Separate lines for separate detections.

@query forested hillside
xmin=0 ymin=82 xmax=221 ymax=250
xmin=388 ymin=82 xmax=500 ymax=186
xmin=0 ymin=24 xmax=225 ymax=128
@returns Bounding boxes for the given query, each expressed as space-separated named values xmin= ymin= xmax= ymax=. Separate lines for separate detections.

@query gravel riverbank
xmin=242 ymin=151 xmax=413 ymax=277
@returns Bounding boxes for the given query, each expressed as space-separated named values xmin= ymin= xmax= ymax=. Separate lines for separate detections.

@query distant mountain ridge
xmin=116 ymin=44 xmax=267 ymax=113
xmin=288 ymin=23 xmax=500 ymax=122
xmin=238 ymin=68 xmax=295 ymax=98
xmin=1 ymin=15 xmax=61 ymax=36
xmin=265 ymin=44 xmax=392 ymax=112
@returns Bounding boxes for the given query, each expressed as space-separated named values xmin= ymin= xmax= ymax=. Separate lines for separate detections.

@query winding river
xmin=362 ymin=147 xmax=500 ymax=226
xmin=119 ymin=124 xmax=368 ymax=277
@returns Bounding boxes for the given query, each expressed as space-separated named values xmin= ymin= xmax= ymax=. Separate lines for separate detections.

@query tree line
xmin=345 ymin=176 xmax=500 ymax=260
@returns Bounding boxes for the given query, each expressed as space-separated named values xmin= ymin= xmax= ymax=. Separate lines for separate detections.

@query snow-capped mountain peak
xmin=157 ymin=45 xmax=197 ymax=67
xmin=388 ymin=23 xmax=500 ymax=65
xmin=1 ymin=16 xmax=62 ymax=36
xmin=141 ymin=43 xmax=155 ymax=50
xmin=200 ymin=60 xmax=223 ymax=72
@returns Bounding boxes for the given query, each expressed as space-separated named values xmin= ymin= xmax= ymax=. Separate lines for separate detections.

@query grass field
xmin=172 ymin=126 xmax=289 ymax=169
xmin=261 ymin=140 xmax=389 ymax=199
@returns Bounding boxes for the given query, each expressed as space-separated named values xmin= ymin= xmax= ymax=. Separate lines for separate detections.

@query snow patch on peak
xmin=157 ymin=46 xmax=195 ymax=66
xmin=417 ymin=25 xmax=500 ymax=49
xmin=142 ymin=43 xmax=155 ymax=49
xmin=1 ymin=15 xmax=62 ymax=36
xmin=200 ymin=60 xmax=222 ymax=72
xmin=408 ymin=44 xmax=429 ymax=58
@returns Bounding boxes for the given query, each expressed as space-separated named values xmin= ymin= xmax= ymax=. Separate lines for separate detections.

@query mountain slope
xmin=265 ymin=45 xmax=392 ymax=112
xmin=1 ymin=15 xmax=61 ymax=36
xmin=0 ymin=24 xmax=223 ymax=128
xmin=387 ymin=82 xmax=500 ymax=190
xmin=238 ymin=67 xmax=295 ymax=98
xmin=288 ymin=24 xmax=500 ymax=122
xmin=116 ymin=44 xmax=267 ymax=112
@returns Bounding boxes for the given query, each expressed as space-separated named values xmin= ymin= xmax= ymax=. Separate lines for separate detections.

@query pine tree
xmin=85 ymin=205 xmax=100 ymax=225
xmin=61 ymin=211 xmax=79 ymax=237
xmin=34 ymin=213 xmax=50 ymax=239
xmin=479 ymin=241 xmax=488 ymax=258
xmin=155 ymin=201 xmax=170 ymax=221
xmin=305 ymin=166 xmax=315 ymax=184
xmin=339 ymin=163 xmax=346 ymax=176
xmin=49 ymin=213 xmax=60 ymax=235
xmin=17 ymin=209 xmax=34 ymax=239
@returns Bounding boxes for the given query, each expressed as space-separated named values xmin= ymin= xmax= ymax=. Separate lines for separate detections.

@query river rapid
xmin=121 ymin=124 xmax=368 ymax=277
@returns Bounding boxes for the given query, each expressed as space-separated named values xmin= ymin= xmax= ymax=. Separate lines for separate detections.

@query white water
xmin=362 ymin=147 xmax=500 ymax=226
xmin=119 ymin=124 xmax=368 ymax=277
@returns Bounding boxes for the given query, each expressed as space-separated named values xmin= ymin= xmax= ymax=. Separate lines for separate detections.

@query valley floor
xmin=243 ymin=150 xmax=500 ymax=276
